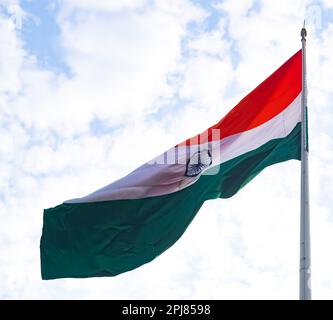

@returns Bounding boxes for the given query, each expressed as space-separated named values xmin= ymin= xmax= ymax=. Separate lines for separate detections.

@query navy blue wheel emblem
xmin=185 ymin=149 xmax=212 ymax=177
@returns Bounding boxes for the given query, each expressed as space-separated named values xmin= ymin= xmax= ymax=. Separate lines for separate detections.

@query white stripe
xmin=66 ymin=94 xmax=301 ymax=203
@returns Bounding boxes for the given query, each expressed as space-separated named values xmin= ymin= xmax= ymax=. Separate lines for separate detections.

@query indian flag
xmin=41 ymin=50 xmax=302 ymax=280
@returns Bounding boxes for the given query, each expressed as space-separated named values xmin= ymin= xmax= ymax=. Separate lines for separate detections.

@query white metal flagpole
xmin=299 ymin=23 xmax=311 ymax=300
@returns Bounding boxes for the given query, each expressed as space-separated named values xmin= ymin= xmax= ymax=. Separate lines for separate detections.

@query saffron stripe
xmin=178 ymin=50 xmax=301 ymax=146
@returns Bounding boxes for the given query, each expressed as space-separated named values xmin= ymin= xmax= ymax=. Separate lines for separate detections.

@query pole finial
xmin=301 ymin=20 xmax=307 ymax=40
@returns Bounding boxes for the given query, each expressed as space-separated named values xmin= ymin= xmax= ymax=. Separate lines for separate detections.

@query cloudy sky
xmin=0 ymin=0 xmax=332 ymax=300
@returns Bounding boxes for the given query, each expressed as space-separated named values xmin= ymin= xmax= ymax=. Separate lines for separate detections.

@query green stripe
xmin=40 ymin=123 xmax=301 ymax=279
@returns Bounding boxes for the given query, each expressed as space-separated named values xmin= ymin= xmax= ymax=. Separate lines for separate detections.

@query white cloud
xmin=321 ymin=0 xmax=333 ymax=9
xmin=59 ymin=0 xmax=149 ymax=12
xmin=1 ymin=0 xmax=333 ymax=300
xmin=0 ymin=14 xmax=24 ymax=95
xmin=7 ymin=0 xmax=205 ymax=138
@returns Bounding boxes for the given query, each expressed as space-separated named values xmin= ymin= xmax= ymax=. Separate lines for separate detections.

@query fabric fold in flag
xmin=40 ymin=50 xmax=302 ymax=280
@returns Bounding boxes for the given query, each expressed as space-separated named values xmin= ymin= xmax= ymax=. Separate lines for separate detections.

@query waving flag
xmin=41 ymin=50 xmax=302 ymax=280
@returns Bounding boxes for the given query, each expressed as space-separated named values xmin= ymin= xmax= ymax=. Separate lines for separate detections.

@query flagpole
xmin=299 ymin=23 xmax=311 ymax=300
